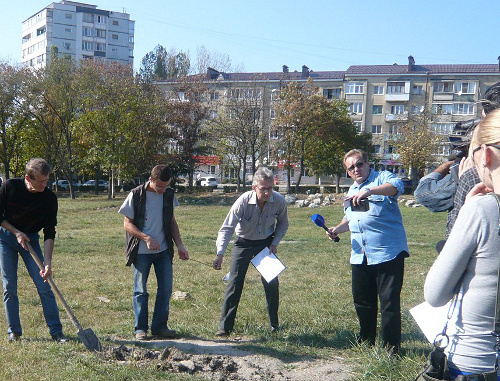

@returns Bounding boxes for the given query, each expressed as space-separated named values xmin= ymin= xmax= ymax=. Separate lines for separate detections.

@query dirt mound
xmin=103 ymin=337 xmax=352 ymax=380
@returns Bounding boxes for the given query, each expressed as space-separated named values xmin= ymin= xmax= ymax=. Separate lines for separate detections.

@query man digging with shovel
xmin=0 ymin=158 xmax=66 ymax=342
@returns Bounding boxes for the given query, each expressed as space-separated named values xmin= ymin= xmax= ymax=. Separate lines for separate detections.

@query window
xmin=83 ymin=13 xmax=94 ymax=23
xmin=270 ymin=109 xmax=276 ymax=119
xmin=113 ymin=20 xmax=119 ymax=25
xmin=387 ymin=82 xmax=406 ymax=94
xmin=454 ymin=103 xmax=474 ymax=115
xmin=209 ymin=110 xmax=218 ymax=119
xmin=82 ymin=41 xmax=93 ymax=51
xmin=96 ymin=15 xmax=107 ymax=24
xmin=432 ymin=103 xmax=453 ymax=114
xmin=129 ymin=36 xmax=134 ymax=43
xmin=374 ymin=145 xmax=381 ymax=154
xmin=22 ymin=34 xmax=31 ymax=43
xmin=391 ymin=104 xmax=405 ymax=114
xmin=65 ymin=28 xmax=72 ymax=33
xmin=353 ymin=121 xmax=362 ymax=132
xmin=431 ymin=123 xmax=455 ymax=135
xmin=345 ymin=82 xmax=364 ymax=94
xmin=410 ymin=105 xmax=423 ymax=114
xmin=456 ymin=82 xmax=476 ymax=94
xmin=323 ymin=88 xmax=341 ymax=99
xmin=177 ymin=92 xmax=185 ymax=101
xmin=210 ymin=91 xmax=219 ymax=101
xmin=65 ymin=13 xmax=72 ymax=19
xmin=371 ymin=125 xmax=382 ymax=134
xmin=372 ymin=105 xmax=383 ymax=114
xmin=389 ymin=125 xmax=399 ymax=134
xmin=112 ymin=34 xmax=118 ymax=40
xmin=95 ymin=43 xmax=106 ymax=52
xmin=348 ymin=102 xmax=363 ymax=114
xmin=95 ymin=29 xmax=106 ymax=38
xmin=83 ymin=27 xmax=93 ymax=36
xmin=270 ymin=129 xmax=279 ymax=139
xmin=63 ymin=42 xmax=70 ymax=50
xmin=373 ymin=85 xmax=384 ymax=95
xmin=36 ymin=27 xmax=46 ymax=36
xmin=433 ymin=81 xmax=454 ymax=93
xmin=412 ymin=85 xmax=423 ymax=95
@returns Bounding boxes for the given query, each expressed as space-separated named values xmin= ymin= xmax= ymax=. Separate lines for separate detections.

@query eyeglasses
xmin=347 ymin=161 xmax=365 ymax=172
xmin=256 ymin=186 xmax=273 ymax=193
xmin=471 ymin=144 xmax=500 ymax=163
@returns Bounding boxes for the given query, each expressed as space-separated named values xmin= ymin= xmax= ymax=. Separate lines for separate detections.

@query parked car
xmin=199 ymin=176 xmax=218 ymax=188
xmin=400 ymin=177 xmax=413 ymax=193
xmin=82 ymin=179 xmax=109 ymax=191
xmin=52 ymin=180 xmax=78 ymax=191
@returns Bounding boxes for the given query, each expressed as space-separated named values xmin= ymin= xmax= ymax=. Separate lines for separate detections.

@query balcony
xmin=433 ymin=93 xmax=454 ymax=101
xmin=386 ymin=93 xmax=410 ymax=101
xmin=385 ymin=112 xmax=408 ymax=122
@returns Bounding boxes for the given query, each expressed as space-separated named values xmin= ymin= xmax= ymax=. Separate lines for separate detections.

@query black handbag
xmin=416 ymin=194 xmax=500 ymax=381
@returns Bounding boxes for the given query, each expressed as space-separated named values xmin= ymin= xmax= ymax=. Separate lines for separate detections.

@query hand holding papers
xmin=250 ymin=247 xmax=286 ymax=283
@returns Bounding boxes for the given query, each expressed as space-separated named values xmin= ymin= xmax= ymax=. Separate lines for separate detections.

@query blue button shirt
xmin=344 ymin=170 xmax=409 ymax=265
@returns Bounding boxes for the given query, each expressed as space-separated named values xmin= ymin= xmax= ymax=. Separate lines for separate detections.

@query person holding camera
xmin=327 ymin=149 xmax=408 ymax=354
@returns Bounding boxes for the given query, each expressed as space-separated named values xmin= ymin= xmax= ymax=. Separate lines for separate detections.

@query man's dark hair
xmin=482 ymin=82 xmax=500 ymax=115
xmin=150 ymin=165 xmax=172 ymax=182
xmin=26 ymin=158 xmax=50 ymax=179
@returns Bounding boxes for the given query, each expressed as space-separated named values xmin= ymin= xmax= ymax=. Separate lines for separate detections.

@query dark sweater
xmin=0 ymin=178 xmax=57 ymax=240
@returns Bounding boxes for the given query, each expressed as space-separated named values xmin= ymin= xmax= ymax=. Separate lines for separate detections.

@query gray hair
xmin=252 ymin=167 xmax=274 ymax=186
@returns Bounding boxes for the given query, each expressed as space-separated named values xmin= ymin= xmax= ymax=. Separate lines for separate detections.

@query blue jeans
xmin=449 ymin=367 xmax=500 ymax=380
xmin=0 ymin=229 xmax=62 ymax=336
xmin=132 ymin=250 xmax=173 ymax=333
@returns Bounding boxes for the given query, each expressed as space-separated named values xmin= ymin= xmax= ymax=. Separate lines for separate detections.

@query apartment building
xmin=22 ymin=1 xmax=134 ymax=69
xmin=157 ymin=56 xmax=500 ymax=182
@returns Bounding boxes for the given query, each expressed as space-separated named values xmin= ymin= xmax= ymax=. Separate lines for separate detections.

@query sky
xmin=2 ymin=0 xmax=500 ymax=74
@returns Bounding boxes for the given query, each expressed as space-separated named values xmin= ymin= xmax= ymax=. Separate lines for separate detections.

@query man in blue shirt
xmin=327 ymin=149 xmax=409 ymax=354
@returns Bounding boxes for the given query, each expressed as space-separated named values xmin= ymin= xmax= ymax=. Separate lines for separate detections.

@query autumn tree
xmin=0 ymin=61 xmax=33 ymax=179
xmin=209 ymin=82 xmax=268 ymax=190
xmin=26 ymin=47 xmax=82 ymax=198
xmin=163 ymin=77 xmax=211 ymax=192
xmin=392 ymin=106 xmax=440 ymax=184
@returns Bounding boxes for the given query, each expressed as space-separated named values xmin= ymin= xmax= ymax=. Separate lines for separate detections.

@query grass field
xmin=0 ymin=193 xmax=447 ymax=380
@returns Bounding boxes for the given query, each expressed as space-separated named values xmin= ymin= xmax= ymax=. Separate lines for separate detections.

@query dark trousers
xmin=351 ymin=252 xmax=406 ymax=349
xmin=219 ymin=236 xmax=279 ymax=331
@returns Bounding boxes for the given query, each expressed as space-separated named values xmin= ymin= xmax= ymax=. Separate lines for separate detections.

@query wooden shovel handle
xmin=25 ymin=242 xmax=83 ymax=331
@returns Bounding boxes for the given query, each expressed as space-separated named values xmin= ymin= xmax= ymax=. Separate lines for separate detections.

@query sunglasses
xmin=347 ymin=161 xmax=365 ymax=172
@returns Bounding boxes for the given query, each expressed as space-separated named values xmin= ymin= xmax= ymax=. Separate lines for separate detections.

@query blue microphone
xmin=311 ymin=214 xmax=340 ymax=242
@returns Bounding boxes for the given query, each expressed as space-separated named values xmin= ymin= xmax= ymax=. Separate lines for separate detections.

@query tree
xmin=304 ymin=97 xmax=372 ymax=192
xmin=0 ymin=61 xmax=32 ymax=179
xmin=195 ymin=45 xmax=243 ymax=74
xmin=139 ymin=45 xmax=190 ymax=82
xmin=209 ymin=81 xmax=268 ymax=191
xmin=26 ymin=47 xmax=82 ymax=198
xmin=392 ymin=106 xmax=440 ymax=185
xmin=75 ymin=60 xmax=168 ymax=198
xmin=163 ymin=77 xmax=211 ymax=192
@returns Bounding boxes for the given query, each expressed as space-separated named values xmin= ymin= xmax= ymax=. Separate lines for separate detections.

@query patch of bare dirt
xmin=104 ymin=336 xmax=352 ymax=380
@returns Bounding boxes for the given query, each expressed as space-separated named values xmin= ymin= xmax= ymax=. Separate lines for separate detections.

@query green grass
xmin=0 ymin=193 xmax=447 ymax=380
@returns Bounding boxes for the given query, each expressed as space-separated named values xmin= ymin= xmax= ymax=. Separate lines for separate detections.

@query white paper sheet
xmin=250 ymin=247 xmax=286 ymax=283
xmin=410 ymin=298 xmax=462 ymax=344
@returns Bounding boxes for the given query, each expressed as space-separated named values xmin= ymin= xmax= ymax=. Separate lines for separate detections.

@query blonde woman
xmin=424 ymin=109 xmax=500 ymax=380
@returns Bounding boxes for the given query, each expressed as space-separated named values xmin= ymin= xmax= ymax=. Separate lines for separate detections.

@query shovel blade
xmin=78 ymin=328 xmax=102 ymax=352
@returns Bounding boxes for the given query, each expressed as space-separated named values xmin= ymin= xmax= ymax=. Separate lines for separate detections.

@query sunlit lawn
xmin=0 ymin=192 xmax=446 ymax=380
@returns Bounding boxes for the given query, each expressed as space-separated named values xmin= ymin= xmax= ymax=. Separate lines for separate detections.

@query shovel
xmin=26 ymin=242 xmax=102 ymax=352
